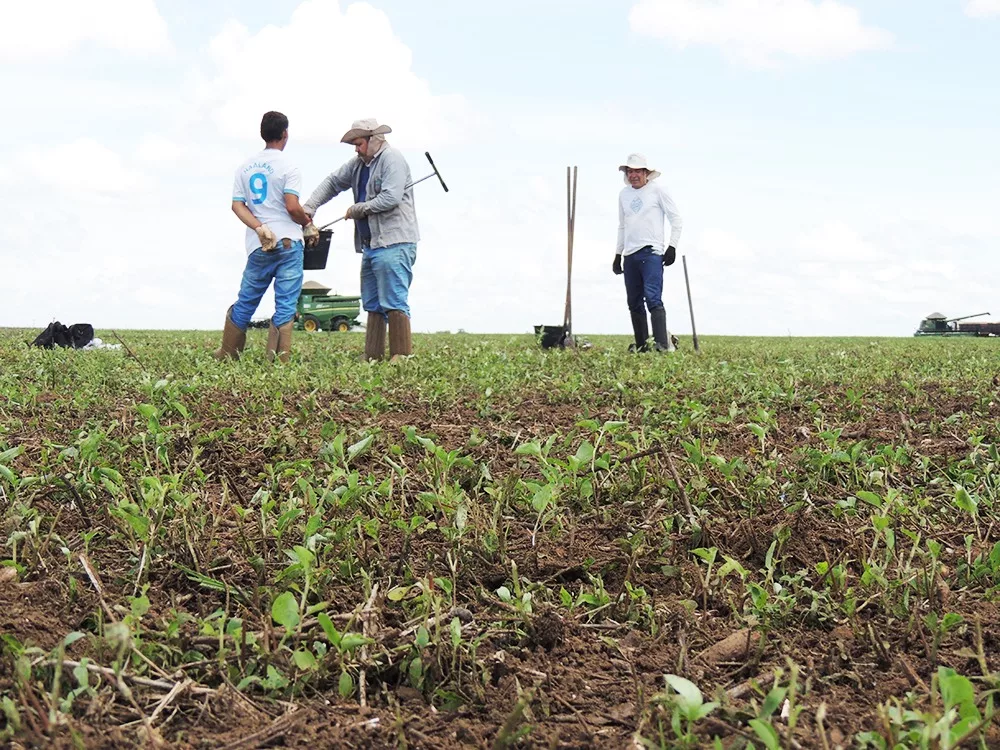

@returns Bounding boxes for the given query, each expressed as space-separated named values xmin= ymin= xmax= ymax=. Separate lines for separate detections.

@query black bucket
xmin=303 ymin=230 xmax=333 ymax=270
xmin=534 ymin=324 xmax=570 ymax=349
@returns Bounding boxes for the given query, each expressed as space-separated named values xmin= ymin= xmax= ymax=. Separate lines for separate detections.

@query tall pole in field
xmin=564 ymin=166 xmax=577 ymax=347
xmin=682 ymin=255 xmax=700 ymax=352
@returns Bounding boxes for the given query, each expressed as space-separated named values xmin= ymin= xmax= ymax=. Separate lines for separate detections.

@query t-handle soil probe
xmin=318 ymin=151 xmax=448 ymax=231
xmin=409 ymin=151 xmax=449 ymax=193
xmin=682 ymin=254 xmax=700 ymax=352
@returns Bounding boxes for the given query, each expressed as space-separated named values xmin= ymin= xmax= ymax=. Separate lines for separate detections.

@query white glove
xmin=255 ymin=224 xmax=277 ymax=251
xmin=303 ymin=223 xmax=320 ymax=248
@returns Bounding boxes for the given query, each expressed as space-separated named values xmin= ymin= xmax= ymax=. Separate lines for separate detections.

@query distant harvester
xmin=914 ymin=312 xmax=1000 ymax=337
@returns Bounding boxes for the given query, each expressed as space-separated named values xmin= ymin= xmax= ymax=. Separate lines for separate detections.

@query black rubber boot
xmin=650 ymin=307 xmax=673 ymax=352
xmin=629 ymin=309 xmax=649 ymax=353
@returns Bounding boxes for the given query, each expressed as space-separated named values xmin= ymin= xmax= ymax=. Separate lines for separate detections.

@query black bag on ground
xmin=32 ymin=322 xmax=70 ymax=348
xmin=31 ymin=322 xmax=95 ymax=349
xmin=68 ymin=324 xmax=95 ymax=348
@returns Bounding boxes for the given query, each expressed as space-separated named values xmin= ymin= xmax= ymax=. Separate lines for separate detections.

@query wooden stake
xmin=682 ymin=255 xmax=700 ymax=352
xmin=563 ymin=166 xmax=577 ymax=345
xmin=111 ymin=330 xmax=145 ymax=368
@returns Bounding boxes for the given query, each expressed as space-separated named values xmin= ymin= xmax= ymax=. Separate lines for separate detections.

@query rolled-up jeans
xmin=360 ymin=242 xmax=417 ymax=319
xmin=230 ymin=240 xmax=304 ymax=329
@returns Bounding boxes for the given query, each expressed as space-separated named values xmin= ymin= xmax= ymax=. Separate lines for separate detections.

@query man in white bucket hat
xmin=303 ymin=118 xmax=419 ymax=362
xmin=613 ymin=153 xmax=683 ymax=352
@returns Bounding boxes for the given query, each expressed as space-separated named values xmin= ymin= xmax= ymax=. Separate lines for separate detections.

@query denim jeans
xmin=623 ymin=246 xmax=664 ymax=313
xmin=360 ymin=242 xmax=416 ymax=318
xmin=231 ymin=240 xmax=304 ymax=329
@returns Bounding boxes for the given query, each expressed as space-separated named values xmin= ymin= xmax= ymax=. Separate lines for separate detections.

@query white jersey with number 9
xmin=232 ymin=148 xmax=304 ymax=255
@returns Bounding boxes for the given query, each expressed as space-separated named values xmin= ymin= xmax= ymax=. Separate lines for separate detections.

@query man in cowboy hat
xmin=612 ymin=153 xmax=683 ymax=353
xmin=303 ymin=118 xmax=419 ymax=362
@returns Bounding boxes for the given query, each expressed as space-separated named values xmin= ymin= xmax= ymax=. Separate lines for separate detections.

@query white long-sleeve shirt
xmin=616 ymin=181 xmax=682 ymax=256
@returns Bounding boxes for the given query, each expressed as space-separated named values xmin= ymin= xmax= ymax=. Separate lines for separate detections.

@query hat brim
xmin=340 ymin=124 xmax=392 ymax=143
xmin=619 ymin=165 xmax=661 ymax=182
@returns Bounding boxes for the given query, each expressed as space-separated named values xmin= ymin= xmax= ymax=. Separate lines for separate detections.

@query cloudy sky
xmin=3 ymin=0 xmax=998 ymax=336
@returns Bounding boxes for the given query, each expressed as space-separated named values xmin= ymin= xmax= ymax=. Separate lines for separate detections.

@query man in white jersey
xmin=612 ymin=153 xmax=683 ymax=353
xmin=214 ymin=111 xmax=313 ymax=362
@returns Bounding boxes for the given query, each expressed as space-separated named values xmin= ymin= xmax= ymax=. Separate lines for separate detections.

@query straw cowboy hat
xmin=341 ymin=118 xmax=392 ymax=143
xmin=619 ymin=153 xmax=661 ymax=184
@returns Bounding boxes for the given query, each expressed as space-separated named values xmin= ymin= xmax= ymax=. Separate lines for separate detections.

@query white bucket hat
xmin=619 ymin=153 xmax=661 ymax=184
xmin=340 ymin=118 xmax=392 ymax=143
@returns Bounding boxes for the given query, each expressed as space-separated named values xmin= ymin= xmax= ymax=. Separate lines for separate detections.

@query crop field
xmin=2 ymin=329 xmax=1000 ymax=749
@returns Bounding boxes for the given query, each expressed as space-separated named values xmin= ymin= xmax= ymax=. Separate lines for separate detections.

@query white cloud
xmin=134 ymin=284 xmax=190 ymax=309
xmin=694 ymin=228 xmax=756 ymax=261
xmin=965 ymin=0 xmax=1000 ymax=17
xmin=196 ymin=0 xmax=471 ymax=148
xmin=509 ymin=109 xmax=681 ymax=149
xmin=134 ymin=135 xmax=184 ymax=166
xmin=644 ymin=216 xmax=1000 ymax=336
xmin=629 ymin=0 xmax=893 ymax=67
xmin=2 ymin=0 xmax=172 ymax=62
xmin=794 ymin=222 xmax=884 ymax=262
xmin=18 ymin=139 xmax=147 ymax=194
xmin=0 ymin=155 xmax=236 ymax=330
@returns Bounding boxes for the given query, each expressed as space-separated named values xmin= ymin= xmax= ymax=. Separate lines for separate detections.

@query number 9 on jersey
xmin=249 ymin=172 xmax=268 ymax=204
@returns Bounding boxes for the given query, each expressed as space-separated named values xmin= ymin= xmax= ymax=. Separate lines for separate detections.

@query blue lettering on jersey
xmin=244 ymin=162 xmax=275 ymax=175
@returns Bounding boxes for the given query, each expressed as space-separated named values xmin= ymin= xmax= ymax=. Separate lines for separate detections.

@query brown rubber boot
xmin=388 ymin=310 xmax=412 ymax=362
xmin=266 ymin=320 xmax=294 ymax=363
xmin=213 ymin=306 xmax=246 ymax=360
xmin=363 ymin=313 xmax=386 ymax=362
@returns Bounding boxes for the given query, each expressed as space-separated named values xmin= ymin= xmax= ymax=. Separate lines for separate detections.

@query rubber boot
xmin=650 ymin=307 xmax=673 ymax=352
xmin=364 ymin=313 xmax=386 ymax=362
xmin=388 ymin=310 xmax=412 ymax=362
xmin=213 ymin=306 xmax=246 ymax=360
xmin=266 ymin=320 xmax=293 ymax=363
xmin=628 ymin=309 xmax=649 ymax=353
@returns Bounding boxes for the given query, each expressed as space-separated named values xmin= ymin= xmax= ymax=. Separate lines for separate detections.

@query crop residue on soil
xmin=1 ymin=330 xmax=1000 ymax=748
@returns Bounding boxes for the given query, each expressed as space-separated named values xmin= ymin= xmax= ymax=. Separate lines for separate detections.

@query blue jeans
xmin=623 ymin=247 xmax=664 ymax=313
xmin=360 ymin=242 xmax=416 ymax=318
xmin=231 ymin=240 xmax=304 ymax=329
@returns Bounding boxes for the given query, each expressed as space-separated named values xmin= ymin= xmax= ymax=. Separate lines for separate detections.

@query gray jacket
xmin=303 ymin=144 xmax=420 ymax=253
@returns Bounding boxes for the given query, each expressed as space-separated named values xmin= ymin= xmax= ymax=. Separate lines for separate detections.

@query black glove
xmin=613 ymin=254 xmax=623 ymax=275
xmin=663 ymin=246 xmax=676 ymax=266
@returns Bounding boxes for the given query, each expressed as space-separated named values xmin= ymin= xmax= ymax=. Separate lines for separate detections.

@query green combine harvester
xmin=294 ymin=280 xmax=362 ymax=333
xmin=914 ymin=311 xmax=1000 ymax=337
